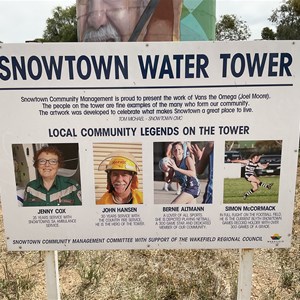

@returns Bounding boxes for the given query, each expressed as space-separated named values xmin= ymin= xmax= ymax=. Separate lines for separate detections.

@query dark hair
xmin=33 ymin=146 xmax=64 ymax=168
xmin=249 ymin=153 xmax=261 ymax=159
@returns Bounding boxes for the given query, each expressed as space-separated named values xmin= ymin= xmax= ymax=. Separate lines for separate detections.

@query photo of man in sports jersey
xmin=223 ymin=140 xmax=281 ymax=204
xmin=229 ymin=153 xmax=273 ymax=200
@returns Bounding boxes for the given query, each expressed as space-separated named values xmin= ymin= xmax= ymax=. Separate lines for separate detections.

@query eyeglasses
xmin=37 ymin=159 xmax=58 ymax=165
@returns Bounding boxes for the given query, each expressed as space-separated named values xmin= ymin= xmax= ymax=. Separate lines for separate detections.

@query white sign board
xmin=0 ymin=41 xmax=299 ymax=251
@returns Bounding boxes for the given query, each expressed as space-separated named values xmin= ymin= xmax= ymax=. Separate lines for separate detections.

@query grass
xmin=0 ymin=261 xmax=35 ymax=300
xmin=56 ymin=249 xmax=239 ymax=300
xmin=224 ymin=176 xmax=280 ymax=204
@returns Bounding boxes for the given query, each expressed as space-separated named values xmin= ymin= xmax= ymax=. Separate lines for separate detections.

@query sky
xmin=0 ymin=0 xmax=284 ymax=43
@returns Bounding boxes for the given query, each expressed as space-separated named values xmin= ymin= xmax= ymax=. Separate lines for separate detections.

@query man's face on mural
xmin=77 ymin=0 xmax=146 ymax=42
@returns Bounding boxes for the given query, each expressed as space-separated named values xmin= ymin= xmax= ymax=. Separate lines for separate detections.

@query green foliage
xmin=42 ymin=5 xmax=77 ymax=42
xmin=254 ymin=140 xmax=282 ymax=153
xmin=216 ymin=14 xmax=251 ymax=41
xmin=269 ymin=0 xmax=300 ymax=39
xmin=225 ymin=141 xmax=239 ymax=151
xmin=291 ymin=0 xmax=300 ymax=15
xmin=261 ymin=27 xmax=277 ymax=40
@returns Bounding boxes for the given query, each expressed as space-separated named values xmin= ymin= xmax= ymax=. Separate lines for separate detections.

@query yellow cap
xmin=106 ymin=156 xmax=138 ymax=173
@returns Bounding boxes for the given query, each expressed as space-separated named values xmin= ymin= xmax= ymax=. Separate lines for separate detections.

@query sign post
xmin=45 ymin=251 xmax=60 ymax=300
xmin=237 ymin=249 xmax=254 ymax=300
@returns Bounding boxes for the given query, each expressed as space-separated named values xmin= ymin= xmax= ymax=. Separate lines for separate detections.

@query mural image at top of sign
xmin=0 ymin=41 xmax=299 ymax=251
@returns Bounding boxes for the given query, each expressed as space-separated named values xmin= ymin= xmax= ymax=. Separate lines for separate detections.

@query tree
xmin=269 ymin=0 xmax=300 ymax=39
xmin=254 ymin=140 xmax=282 ymax=153
xmin=216 ymin=14 xmax=251 ymax=41
xmin=261 ymin=27 xmax=276 ymax=40
xmin=42 ymin=5 xmax=77 ymax=42
xmin=225 ymin=141 xmax=239 ymax=151
xmin=291 ymin=0 xmax=300 ymax=15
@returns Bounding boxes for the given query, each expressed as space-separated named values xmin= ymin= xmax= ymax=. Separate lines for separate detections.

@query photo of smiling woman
xmin=23 ymin=145 xmax=82 ymax=207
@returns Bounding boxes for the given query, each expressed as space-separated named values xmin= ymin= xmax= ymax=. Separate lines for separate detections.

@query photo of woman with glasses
xmin=23 ymin=146 xmax=82 ymax=206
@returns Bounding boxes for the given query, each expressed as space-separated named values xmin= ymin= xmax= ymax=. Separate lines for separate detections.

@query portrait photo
xmin=12 ymin=143 xmax=81 ymax=206
xmin=93 ymin=142 xmax=143 ymax=205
